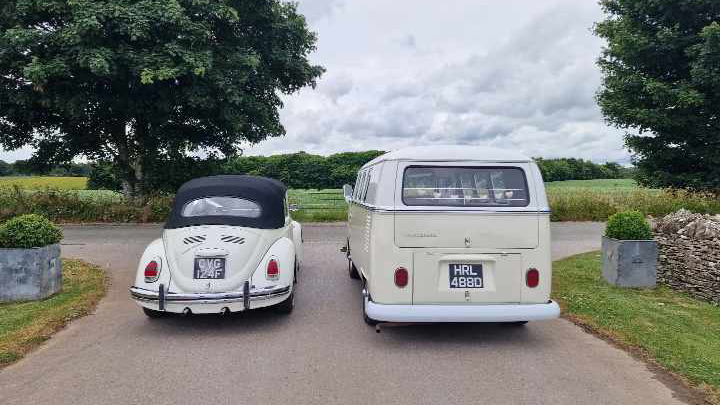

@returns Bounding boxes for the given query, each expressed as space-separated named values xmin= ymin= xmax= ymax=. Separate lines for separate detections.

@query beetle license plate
xmin=194 ymin=257 xmax=226 ymax=279
xmin=449 ymin=264 xmax=483 ymax=288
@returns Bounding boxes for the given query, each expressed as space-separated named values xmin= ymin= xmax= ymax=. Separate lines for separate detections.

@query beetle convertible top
xmin=165 ymin=175 xmax=287 ymax=230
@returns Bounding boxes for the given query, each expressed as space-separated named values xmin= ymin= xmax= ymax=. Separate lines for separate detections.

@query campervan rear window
xmin=402 ymin=166 xmax=530 ymax=207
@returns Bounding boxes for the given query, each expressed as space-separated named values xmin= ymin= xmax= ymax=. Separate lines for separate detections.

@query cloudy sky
xmin=0 ymin=0 xmax=630 ymax=164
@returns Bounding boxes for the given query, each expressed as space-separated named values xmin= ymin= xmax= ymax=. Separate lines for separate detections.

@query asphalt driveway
xmin=0 ymin=222 xmax=697 ymax=404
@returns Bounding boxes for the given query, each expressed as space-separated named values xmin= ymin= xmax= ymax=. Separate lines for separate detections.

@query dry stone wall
xmin=652 ymin=209 xmax=720 ymax=304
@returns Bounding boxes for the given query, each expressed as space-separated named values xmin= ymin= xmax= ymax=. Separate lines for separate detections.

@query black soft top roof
xmin=165 ymin=175 xmax=287 ymax=230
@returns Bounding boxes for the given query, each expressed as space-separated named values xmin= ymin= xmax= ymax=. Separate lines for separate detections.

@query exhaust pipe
xmin=221 ymin=307 xmax=230 ymax=316
xmin=183 ymin=307 xmax=192 ymax=317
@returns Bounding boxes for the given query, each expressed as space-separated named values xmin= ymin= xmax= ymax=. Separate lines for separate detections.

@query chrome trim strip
xmin=129 ymin=284 xmax=290 ymax=305
xmin=350 ymin=202 xmax=551 ymax=214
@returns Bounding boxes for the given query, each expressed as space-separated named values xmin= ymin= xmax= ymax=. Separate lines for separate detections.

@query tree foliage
xmin=534 ymin=158 xmax=627 ymax=182
xmin=595 ymin=0 xmax=720 ymax=192
xmin=88 ymin=150 xmax=385 ymax=191
xmin=0 ymin=0 xmax=323 ymax=197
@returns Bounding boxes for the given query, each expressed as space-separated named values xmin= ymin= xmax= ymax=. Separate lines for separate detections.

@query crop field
xmin=0 ymin=176 xmax=87 ymax=190
xmin=1 ymin=176 xmax=719 ymax=223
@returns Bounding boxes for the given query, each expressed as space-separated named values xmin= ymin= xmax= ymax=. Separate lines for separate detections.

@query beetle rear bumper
xmin=366 ymin=298 xmax=560 ymax=323
xmin=130 ymin=284 xmax=290 ymax=314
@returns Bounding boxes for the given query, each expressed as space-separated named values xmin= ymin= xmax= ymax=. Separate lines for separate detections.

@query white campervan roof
xmin=362 ymin=145 xmax=532 ymax=169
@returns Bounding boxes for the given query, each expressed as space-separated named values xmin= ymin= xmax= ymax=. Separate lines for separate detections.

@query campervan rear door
xmin=393 ymin=161 xmax=539 ymax=304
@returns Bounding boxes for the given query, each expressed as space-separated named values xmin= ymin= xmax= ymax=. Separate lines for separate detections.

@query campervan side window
xmin=402 ymin=166 xmax=530 ymax=207
xmin=353 ymin=171 xmax=364 ymax=201
xmin=361 ymin=168 xmax=373 ymax=202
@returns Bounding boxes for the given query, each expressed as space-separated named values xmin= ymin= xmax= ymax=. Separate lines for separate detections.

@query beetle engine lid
xmin=165 ymin=175 xmax=287 ymax=230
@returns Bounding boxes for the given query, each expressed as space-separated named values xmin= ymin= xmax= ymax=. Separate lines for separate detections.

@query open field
xmin=0 ymin=259 xmax=106 ymax=368
xmin=553 ymin=252 xmax=720 ymax=403
xmin=0 ymin=176 xmax=87 ymax=190
xmin=1 ymin=176 xmax=719 ymax=223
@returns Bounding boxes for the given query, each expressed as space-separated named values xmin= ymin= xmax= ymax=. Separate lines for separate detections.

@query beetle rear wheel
xmin=274 ymin=292 xmax=294 ymax=314
xmin=142 ymin=307 xmax=165 ymax=318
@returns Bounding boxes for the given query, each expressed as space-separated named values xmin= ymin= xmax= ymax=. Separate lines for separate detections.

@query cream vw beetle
xmin=343 ymin=146 xmax=560 ymax=325
xmin=130 ymin=175 xmax=302 ymax=317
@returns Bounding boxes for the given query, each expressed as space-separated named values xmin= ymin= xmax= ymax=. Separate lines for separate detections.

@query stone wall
xmin=652 ymin=209 xmax=720 ymax=304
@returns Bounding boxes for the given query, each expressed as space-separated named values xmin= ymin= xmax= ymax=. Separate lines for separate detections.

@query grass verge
xmin=552 ymin=252 xmax=720 ymax=403
xmin=0 ymin=259 xmax=107 ymax=368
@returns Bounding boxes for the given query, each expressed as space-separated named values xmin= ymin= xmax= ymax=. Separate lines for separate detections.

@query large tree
xmin=595 ymin=0 xmax=720 ymax=191
xmin=0 ymin=0 xmax=324 ymax=196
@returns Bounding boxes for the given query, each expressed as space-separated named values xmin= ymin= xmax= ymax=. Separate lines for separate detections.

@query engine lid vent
xmin=183 ymin=235 xmax=206 ymax=245
xmin=221 ymin=235 xmax=246 ymax=245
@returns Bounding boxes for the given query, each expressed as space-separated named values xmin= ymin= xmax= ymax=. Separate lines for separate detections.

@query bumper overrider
xmin=130 ymin=282 xmax=291 ymax=314
xmin=365 ymin=296 xmax=560 ymax=323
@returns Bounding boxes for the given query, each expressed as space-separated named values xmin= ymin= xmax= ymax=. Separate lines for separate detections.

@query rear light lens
xmin=526 ymin=268 xmax=539 ymax=288
xmin=144 ymin=260 xmax=160 ymax=283
xmin=267 ymin=259 xmax=279 ymax=280
xmin=394 ymin=267 xmax=408 ymax=288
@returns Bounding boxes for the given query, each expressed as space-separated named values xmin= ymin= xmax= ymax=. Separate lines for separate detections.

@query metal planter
xmin=601 ymin=236 xmax=657 ymax=288
xmin=0 ymin=244 xmax=62 ymax=303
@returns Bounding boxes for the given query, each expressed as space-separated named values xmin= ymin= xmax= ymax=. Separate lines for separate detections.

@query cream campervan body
xmin=343 ymin=146 xmax=560 ymax=325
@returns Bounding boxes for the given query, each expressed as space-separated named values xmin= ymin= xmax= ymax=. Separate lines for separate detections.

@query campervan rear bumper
xmin=365 ymin=298 xmax=560 ymax=323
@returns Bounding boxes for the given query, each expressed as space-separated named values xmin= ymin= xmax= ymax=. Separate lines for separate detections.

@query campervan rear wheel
xmin=362 ymin=284 xmax=379 ymax=326
xmin=348 ymin=259 xmax=360 ymax=279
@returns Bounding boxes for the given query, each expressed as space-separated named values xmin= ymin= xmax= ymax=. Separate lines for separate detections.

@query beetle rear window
xmin=182 ymin=197 xmax=262 ymax=218
xmin=402 ymin=166 xmax=529 ymax=207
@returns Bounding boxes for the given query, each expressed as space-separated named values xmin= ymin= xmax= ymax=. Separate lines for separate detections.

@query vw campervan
xmin=343 ymin=146 xmax=559 ymax=325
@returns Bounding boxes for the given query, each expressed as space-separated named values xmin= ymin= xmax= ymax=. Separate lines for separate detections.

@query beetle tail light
xmin=144 ymin=260 xmax=160 ymax=283
xmin=526 ymin=268 xmax=539 ymax=288
xmin=267 ymin=259 xmax=279 ymax=280
xmin=394 ymin=267 xmax=408 ymax=288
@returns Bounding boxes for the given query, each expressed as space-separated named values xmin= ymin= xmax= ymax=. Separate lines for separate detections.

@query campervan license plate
xmin=194 ymin=257 xmax=226 ymax=279
xmin=449 ymin=264 xmax=483 ymax=288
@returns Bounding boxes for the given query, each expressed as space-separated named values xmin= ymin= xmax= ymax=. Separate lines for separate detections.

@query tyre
xmin=362 ymin=285 xmax=379 ymax=326
xmin=348 ymin=259 xmax=360 ymax=279
xmin=274 ymin=292 xmax=294 ymax=314
xmin=294 ymin=257 xmax=299 ymax=284
xmin=142 ymin=307 xmax=165 ymax=318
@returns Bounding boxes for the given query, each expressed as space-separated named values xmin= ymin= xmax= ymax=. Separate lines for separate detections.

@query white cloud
xmin=245 ymin=0 xmax=629 ymax=164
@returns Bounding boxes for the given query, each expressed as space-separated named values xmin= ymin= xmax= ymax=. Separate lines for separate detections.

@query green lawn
xmin=0 ymin=259 xmax=107 ymax=367
xmin=553 ymin=252 xmax=720 ymax=402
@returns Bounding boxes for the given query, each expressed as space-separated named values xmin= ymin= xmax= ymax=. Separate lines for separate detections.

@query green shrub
xmin=0 ymin=214 xmax=63 ymax=248
xmin=605 ymin=211 xmax=652 ymax=240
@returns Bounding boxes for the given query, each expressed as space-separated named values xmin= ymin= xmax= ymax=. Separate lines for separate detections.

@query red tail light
xmin=526 ymin=268 xmax=539 ymax=288
xmin=394 ymin=267 xmax=408 ymax=288
xmin=267 ymin=259 xmax=279 ymax=280
xmin=144 ymin=260 xmax=159 ymax=283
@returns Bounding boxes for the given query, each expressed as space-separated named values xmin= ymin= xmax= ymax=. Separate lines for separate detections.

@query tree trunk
xmin=111 ymin=121 xmax=137 ymax=199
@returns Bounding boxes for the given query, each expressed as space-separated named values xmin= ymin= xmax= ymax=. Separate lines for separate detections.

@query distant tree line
xmin=0 ymin=160 xmax=91 ymax=177
xmin=85 ymin=151 xmax=631 ymax=192
xmin=534 ymin=158 xmax=634 ymax=182
xmin=88 ymin=151 xmax=386 ymax=192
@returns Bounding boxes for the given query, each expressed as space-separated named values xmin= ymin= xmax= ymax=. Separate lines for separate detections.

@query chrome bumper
xmin=129 ymin=284 xmax=290 ymax=306
xmin=366 ymin=298 xmax=560 ymax=323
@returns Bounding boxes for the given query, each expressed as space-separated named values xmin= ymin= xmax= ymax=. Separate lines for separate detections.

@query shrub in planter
xmin=602 ymin=211 xmax=657 ymax=288
xmin=605 ymin=211 xmax=652 ymax=241
xmin=0 ymin=214 xmax=63 ymax=303
xmin=0 ymin=214 xmax=63 ymax=248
